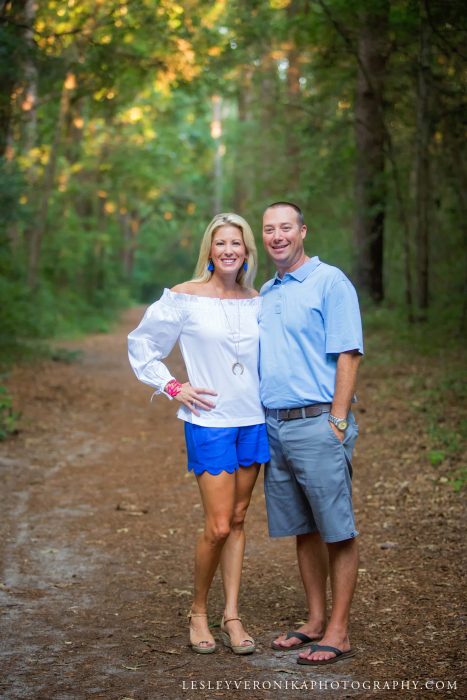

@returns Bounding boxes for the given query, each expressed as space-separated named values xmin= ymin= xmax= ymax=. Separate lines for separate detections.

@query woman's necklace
xmin=218 ymin=298 xmax=244 ymax=375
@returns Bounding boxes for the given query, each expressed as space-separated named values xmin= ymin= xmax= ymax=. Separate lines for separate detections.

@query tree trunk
xmin=120 ymin=211 xmax=140 ymax=279
xmin=0 ymin=0 xmax=27 ymax=157
xmin=414 ymin=4 xmax=432 ymax=317
xmin=27 ymin=73 xmax=75 ymax=289
xmin=386 ymin=144 xmax=415 ymax=322
xmin=21 ymin=0 xmax=37 ymax=151
xmin=258 ymin=51 xmax=278 ymax=282
xmin=286 ymin=0 xmax=301 ymax=186
xmin=211 ymin=95 xmax=223 ymax=214
xmin=233 ymin=72 xmax=252 ymax=213
xmin=64 ymin=96 xmax=85 ymax=164
xmin=354 ymin=1 xmax=389 ymax=302
xmin=446 ymin=131 xmax=467 ymax=334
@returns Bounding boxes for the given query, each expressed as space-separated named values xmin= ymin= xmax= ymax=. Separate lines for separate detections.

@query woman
xmin=128 ymin=213 xmax=269 ymax=655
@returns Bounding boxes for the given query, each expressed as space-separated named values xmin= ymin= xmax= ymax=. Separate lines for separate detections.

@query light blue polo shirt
xmin=259 ymin=257 xmax=363 ymax=409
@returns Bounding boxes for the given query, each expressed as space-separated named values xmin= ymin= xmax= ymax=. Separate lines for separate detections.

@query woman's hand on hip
xmin=175 ymin=382 xmax=217 ymax=416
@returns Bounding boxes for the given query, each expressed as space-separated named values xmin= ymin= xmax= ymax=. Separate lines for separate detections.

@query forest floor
xmin=0 ymin=308 xmax=465 ymax=700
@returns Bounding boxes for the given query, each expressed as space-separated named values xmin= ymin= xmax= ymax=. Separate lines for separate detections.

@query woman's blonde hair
xmin=192 ymin=213 xmax=257 ymax=288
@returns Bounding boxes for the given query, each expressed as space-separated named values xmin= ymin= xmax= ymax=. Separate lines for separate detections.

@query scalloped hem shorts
xmin=264 ymin=411 xmax=359 ymax=542
xmin=184 ymin=422 xmax=270 ymax=476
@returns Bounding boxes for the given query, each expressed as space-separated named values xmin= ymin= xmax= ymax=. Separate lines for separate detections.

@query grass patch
xmin=0 ymin=339 xmax=84 ymax=367
xmin=364 ymin=304 xmax=466 ymax=491
xmin=0 ymin=384 xmax=20 ymax=440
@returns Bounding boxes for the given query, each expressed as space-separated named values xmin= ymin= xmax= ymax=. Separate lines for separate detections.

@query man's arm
xmin=330 ymin=350 xmax=362 ymax=441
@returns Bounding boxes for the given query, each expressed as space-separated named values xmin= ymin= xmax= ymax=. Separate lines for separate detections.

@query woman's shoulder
xmin=170 ymin=281 xmax=201 ymax=294
xmin=169 ymin=282 xmax=259 ymax=300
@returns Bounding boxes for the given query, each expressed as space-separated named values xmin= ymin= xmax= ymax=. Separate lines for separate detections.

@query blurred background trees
xmin=1 ymin=0 xmax=465 ymax=353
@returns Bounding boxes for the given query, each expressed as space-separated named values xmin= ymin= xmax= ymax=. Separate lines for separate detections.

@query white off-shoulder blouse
xmin=127 ymin=288 xmax=266 ymax=428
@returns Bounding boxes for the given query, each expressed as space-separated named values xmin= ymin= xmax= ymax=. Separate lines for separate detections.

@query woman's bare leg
xmin=220 ymin=464 xmax=260 ymax=646
xmin=189 ymin=470 xmax=236 ymax=648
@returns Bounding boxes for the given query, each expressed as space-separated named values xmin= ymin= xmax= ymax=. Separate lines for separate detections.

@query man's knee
xmin=327 ymin=536 xmax=359 ymax=550
xmin=297 ymin=531 xmax=321 ymax=543
xmin=327 ymin=536 xmax=359 ymax=564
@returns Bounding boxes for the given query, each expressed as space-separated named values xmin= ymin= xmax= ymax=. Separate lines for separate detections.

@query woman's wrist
xmin=165 ymin=379 xmax=182 ymax=397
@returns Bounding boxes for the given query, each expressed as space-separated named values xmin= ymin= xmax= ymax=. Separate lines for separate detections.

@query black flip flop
xmin=297 ymin=644 xmax=356 ymax=665
xmin=271 ymin=631 xmax=320 ymax=651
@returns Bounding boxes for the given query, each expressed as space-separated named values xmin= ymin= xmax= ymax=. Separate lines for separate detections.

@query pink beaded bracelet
xmin=165 ymin=379 xmax=182 ymax=397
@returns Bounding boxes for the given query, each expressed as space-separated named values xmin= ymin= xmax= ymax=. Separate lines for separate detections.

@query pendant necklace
xmin=219 ymin=298 xmax=244 ymax=375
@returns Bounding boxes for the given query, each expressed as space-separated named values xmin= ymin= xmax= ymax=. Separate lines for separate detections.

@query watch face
xmin=337 ymin=420 xmax=348 ymax=431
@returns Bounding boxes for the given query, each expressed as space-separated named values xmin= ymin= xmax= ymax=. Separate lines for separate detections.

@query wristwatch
xmin=328 ymin=414 xmax=348 ymax=432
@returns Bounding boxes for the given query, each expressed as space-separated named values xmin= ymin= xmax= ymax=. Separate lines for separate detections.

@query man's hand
xmin=329 ymin=421 xmax=345 ymax=442
xmin=331 ymin=351 xmax=361 ymax=432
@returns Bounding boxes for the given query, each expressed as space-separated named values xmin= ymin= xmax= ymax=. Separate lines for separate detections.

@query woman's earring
xmin=207 ymin=259 xmax=214 ymax=271
xmin=243 ymin=261 xmax=248 ymax=272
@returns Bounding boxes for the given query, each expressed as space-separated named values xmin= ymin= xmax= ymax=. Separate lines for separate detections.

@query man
xmin=259 ymin=202 xmax=363 ymax=666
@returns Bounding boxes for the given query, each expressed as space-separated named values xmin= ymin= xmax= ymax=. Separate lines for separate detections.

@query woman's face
xmin=210 ymin=225 xmax=246 ymax=276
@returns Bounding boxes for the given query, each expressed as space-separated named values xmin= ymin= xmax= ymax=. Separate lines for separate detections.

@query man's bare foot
xmin=297 ymin=630 xmax=351 ymax=662
xmin=271 ymin=623 xmax=323 ymax=650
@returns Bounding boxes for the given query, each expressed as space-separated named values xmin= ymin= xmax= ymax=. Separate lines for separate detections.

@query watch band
xmin=329 ymin=414 xmax=348 ymax=431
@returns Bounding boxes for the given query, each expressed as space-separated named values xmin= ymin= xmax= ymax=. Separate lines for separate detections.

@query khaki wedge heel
xmin=188 ymin=611 xmax=217 ymax=654
xmin=220 ymin=616 xmax=256 ymax=655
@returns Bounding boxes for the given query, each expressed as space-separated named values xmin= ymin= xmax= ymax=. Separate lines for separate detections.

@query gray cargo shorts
xmin=264 ymin=411 xmax=359 ymax=542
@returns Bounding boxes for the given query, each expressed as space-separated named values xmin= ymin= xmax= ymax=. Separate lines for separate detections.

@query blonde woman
xmin=128 ymin=213 xmax=269 ymax=655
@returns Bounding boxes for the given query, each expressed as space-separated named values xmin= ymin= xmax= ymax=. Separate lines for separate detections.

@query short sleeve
xmin=127 ymin=292 xmax=185 ymax=395
xmin=323 ymin=279 xmax=364 ymax=355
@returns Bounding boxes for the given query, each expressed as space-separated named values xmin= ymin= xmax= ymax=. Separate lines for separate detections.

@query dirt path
xmin=0 ymin=309 xmax=464 ymax=700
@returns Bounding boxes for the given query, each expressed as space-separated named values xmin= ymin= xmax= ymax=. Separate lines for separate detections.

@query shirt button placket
xmin=275 ymin=281 xmax=282 ymax=314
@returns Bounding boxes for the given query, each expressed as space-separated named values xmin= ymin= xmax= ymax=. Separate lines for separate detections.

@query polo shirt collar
xmin=269 ymin=256 xmax=321 ymax=286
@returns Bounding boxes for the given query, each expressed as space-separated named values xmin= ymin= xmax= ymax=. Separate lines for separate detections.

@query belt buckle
xmin=285 ymin=408 xmax=291 ymax=421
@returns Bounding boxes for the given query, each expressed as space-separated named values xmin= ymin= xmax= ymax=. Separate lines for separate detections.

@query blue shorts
xmin=264 ymin=411 xmax=359 ymax=543
xmin=184 ymin=422 xmax=270 ymax=476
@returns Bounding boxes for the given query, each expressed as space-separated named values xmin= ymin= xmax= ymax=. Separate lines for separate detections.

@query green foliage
xmin=364 ymin=303 xmax=466 ymax=491
xmin=428 ymin=450 xmax=445 ymax=467
xmin=451 ymin=466 xmax=467 ymax=493
xmin=0 ymin=385 xmax=20 ymax=441
xmin=0 ymin=0 xmax=464 ymax=364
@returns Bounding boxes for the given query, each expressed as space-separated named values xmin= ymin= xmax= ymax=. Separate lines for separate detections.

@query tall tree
xmin=286 ymin=0 xmax=302 ymax=186
xmin=26 ymin=73 xmax=75 ymax=290
xmin=0 ymin=0 xmax=27 ymax=157
xmin=353 ymin=0 xmax=389 ymax=302
xmin=20 ymin=0 xmax=37 ymax=151
xmin=414 ymin=1 xmax=432 ymax=317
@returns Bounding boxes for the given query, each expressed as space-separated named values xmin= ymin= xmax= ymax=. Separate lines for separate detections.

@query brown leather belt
xmin=265 ymin=403 xmax=332 ymax=421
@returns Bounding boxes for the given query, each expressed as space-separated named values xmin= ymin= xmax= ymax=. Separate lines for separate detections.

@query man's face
xmin=262 ymin=206 xmax=307 ymax=273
